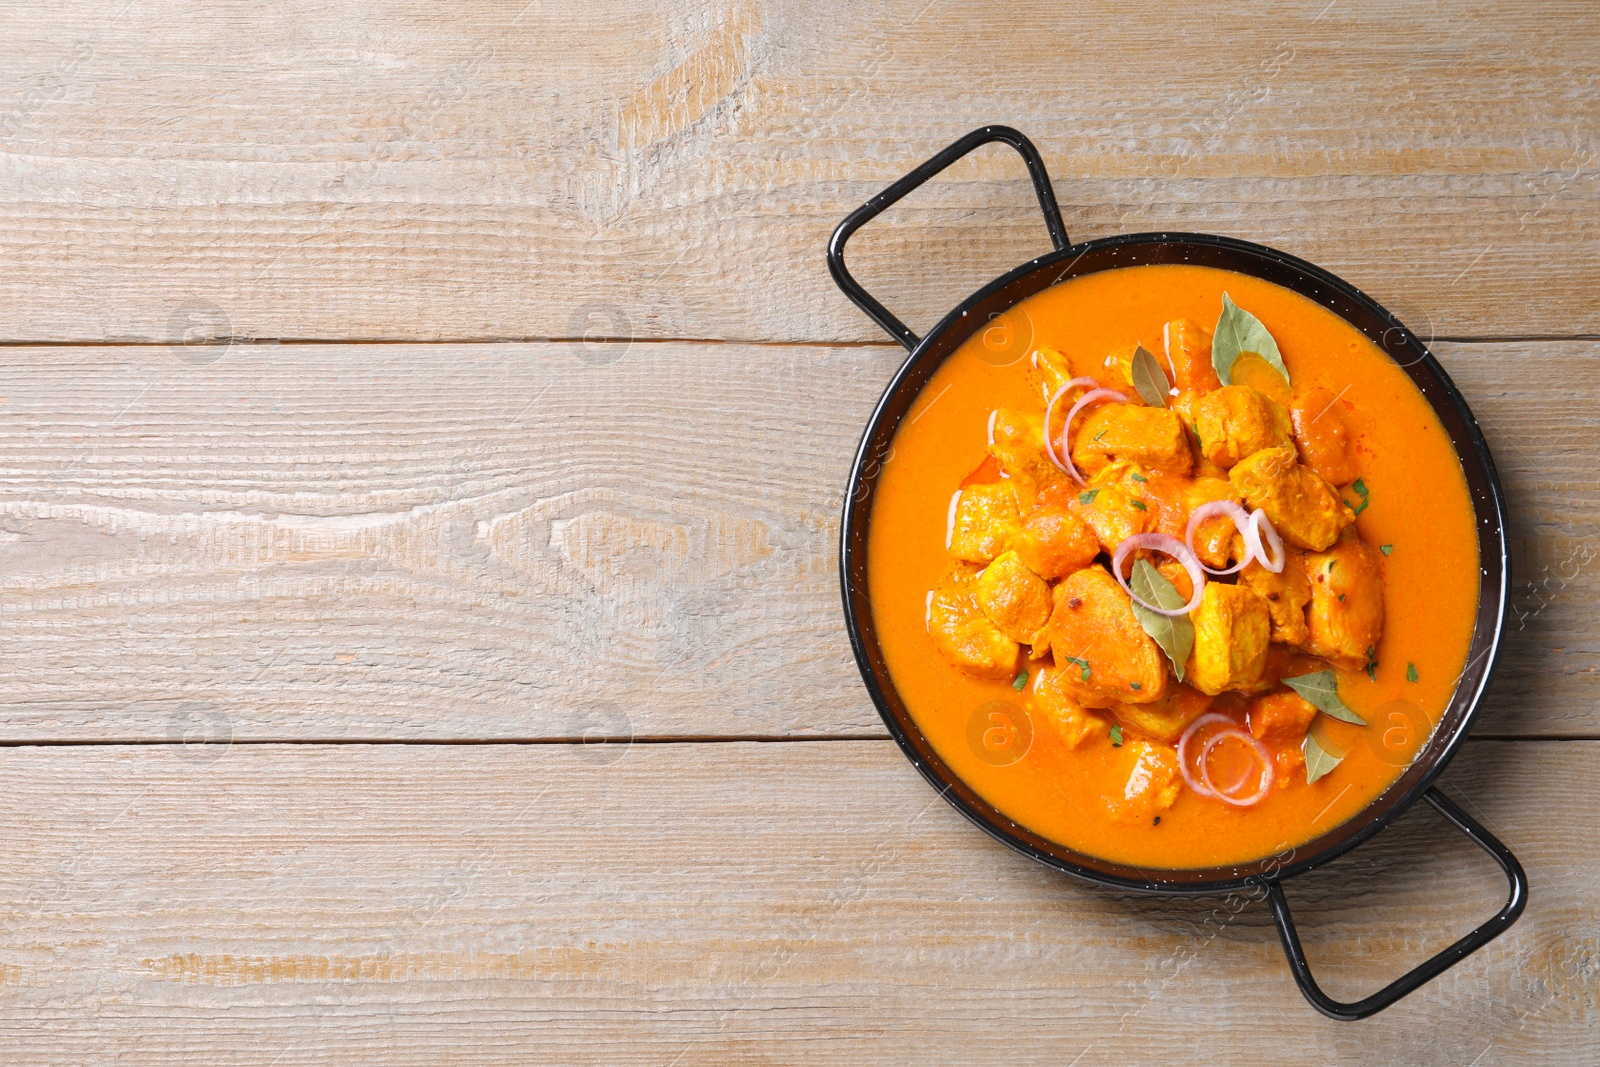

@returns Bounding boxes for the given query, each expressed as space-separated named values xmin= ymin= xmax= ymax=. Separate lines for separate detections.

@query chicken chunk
xmin=1100 ymin=343 xmax=1139 ymax=392
xmin=948 ymin=481 xmax=1021 ymax=564
xmin=1156 ymin=558 xmax=1196 ymax=602
xmin=1069 ymin=471 xmax=1152 ymax=555
xmin=1164 ymin=318 xmax=1222 ymax=392
xmin=1249 ymin=690 xmax=1320 ymax=784
xmin=1044 ymin=565 xmax=1168 ymax=707
xmin=1173 ymin=394 xmax=1228 ymax=476
xmin=1095 ymin=459 xmax=1154 ymax=492
xmin=1240 ymin=548 xmax=1313 ymax=648
xmin=1010 ymin=503 xmax=1100 ymax=579
xmin=1101 ymin=342 xmax=1171 ymax=399
xmin=988 ymin=407 xmax=1069 ymax=506
xmin=976 ymin=550 xmax=1052 ymax=646
xmin=927 ymin=565 xmax=1020 ymax=680
xmin=1229 ymin=443 xmax=1354 ymax=551
xmin=1104 ymin=740 xmax=1182 ymax=823
xmin=1027 ymin=579 xmax=1076 ymax=660
xmin=1032 ymin=346 xmax=1080 ymax=402
xmin=1305 ymin=534 xmax=1385 ymax=669
xmin=1030 ymin=664 xmax=1107 ymax=748
xmin=1186 ymin=582 xmax=1272 ymax=695
xmin=1071 ymin=403 xmax=1193 ymax=478
xmin=1291 ymin=386 xmax=1361 ymax=487
xmin=1092 ymin=461 xmax=1184 ymax=529
xmin=1181 ymin=476 xmax=1246 ymax=570
xmin=1249 ymin=690 xmax=1318 ymax=743
xmin=1110 ymin=683 xmax=1214 ymax=744
xmin=1171 ymin=388 xmax=1198 ymax=427
xmin=1193 ymin=385 xmax=1293 ymax=469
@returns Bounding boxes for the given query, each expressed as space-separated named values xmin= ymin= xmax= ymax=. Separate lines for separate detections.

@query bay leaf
xmin=1212 ymin=292 xmax=1290 ymax=387
xmin=1303 ymin=724 xmax=1346 ymax=785
xmin=1283 ymin=670 xmax=1368 ymax=725
xmin=1130 ymin=344 xmax=1169 ymax=408
xmin=1129 ymin=558 xmax=1193 ymax=683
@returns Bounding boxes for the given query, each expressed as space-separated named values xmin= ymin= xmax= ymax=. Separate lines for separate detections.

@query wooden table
xmin=1 ymin=2 xmax=1595 ymax=1062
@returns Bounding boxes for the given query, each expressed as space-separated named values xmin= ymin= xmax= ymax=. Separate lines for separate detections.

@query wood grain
xmin=1 ymin=3 xmax=1594 ymax=1060
xmin=0 ymin=0 xmax=1596 ymax=344
xmin=0 ymin=740 xmax=1591 ymax=1065
xmin=0 ymin=340 xmax=897 ymax=740
xmin=0 ymin=339 xmax=1593 ymax=740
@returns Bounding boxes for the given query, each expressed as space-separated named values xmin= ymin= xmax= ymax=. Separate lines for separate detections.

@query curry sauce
xmin=867 ymin=264 xmax=1479 ymax=869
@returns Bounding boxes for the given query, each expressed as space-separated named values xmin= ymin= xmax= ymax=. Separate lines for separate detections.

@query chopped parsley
xmin=1352 ymin=477 xmax=1371 ymax=515
xmin=1407 ymin=662 xmax=1419 ymax=683
xmin=1109 ymin=724 xmax=1124 ymax=747
xmin=1130 ymin=681 xmax=1142 ymax=691
xmin=1063 ymin=655 xmax=1091 ymax=681
xmin=1092 ymin=429 xmax=1107 ymax=442
xmin=1131 ymin=499 xmax=1148 ymax=511
xmin=1079 ymin=489 xmax=1099 ymax=505
xmin=1364 ymin=645 xmax=1378 ymax=682
xmin=1380 ymin=544 xmax=1393 ymax=556
xmin=1338 ymin=593 xmax=1345 ymax=602
xmin=1130 ymin=472 xmax=1147 ymax=483
xmin=1012 ymin=670 xmax=1028 ymax=690
xmin=1366 ymin=662 xmax=1378 ymax=681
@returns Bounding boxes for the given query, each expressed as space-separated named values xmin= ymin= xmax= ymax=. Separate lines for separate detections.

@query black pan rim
xmin=839 ymin=229 xmax=1510 ymax=895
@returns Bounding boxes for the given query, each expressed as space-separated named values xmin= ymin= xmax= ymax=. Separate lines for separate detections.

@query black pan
xmin=828 ymin=125 xmax=1526 ymax=1020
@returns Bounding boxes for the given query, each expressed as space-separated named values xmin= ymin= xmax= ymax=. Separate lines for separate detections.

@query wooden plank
xmin=0 ymin=341 xmax=897 ymax=740
xmin=0 ymin=340 xmax=1593 ymax=740
xmin=0 ymin=740 xmax=1591 ymax=1064
xmin=0 ymin=0 xmax=1595 ymax=344
xmin=1448 ymin=342 xmax=1600 ymax=736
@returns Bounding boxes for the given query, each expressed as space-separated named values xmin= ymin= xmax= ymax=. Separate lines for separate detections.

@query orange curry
xmin=868 ymin=264 xmax=1479 ymax=869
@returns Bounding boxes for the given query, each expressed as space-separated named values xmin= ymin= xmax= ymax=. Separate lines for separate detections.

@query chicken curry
xmin=867 ymin=264 xmax=1479 ymax=869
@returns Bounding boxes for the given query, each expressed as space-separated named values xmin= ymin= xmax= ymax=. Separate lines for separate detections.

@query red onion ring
xmin=1177 ymin=713 xmax=1274 ymax=806
xmin=1205 ymin=741 xmax=1255 ymax=795
xmin=1111 ymin=533 xmax=1206 ymax=616
xmin=1176 ymin=712 xmax=1234 ymax=798
xmin=1246 ymin=509 xmax=1286 ymax=573
xmin=1184 ymin=499 xmax=1254 ymax=576
xmin=1041 ymin=377 xmax=1100 ymax=474
xmin=1054 ymin=386 xmax=1128 ymax=484
xmin=1199 ymin=729 xmax=1274 ymax=806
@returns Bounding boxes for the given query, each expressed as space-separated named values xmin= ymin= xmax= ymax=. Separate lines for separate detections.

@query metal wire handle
xmin=1266 ymin=787 xmax=1528 ymax=1020
xmin=826 ymin=125 xmax=1070 ymax=351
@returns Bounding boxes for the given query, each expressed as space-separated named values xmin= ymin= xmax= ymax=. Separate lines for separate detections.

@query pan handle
xmin=1265 ymin=786 xmax=1528 ymax=1021
xmin=826 ymin=125 xmax=1070 ymax=351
